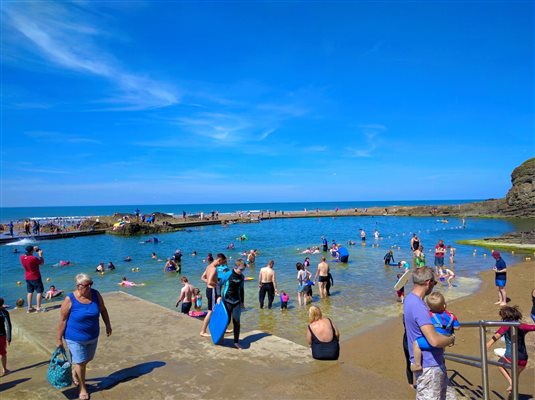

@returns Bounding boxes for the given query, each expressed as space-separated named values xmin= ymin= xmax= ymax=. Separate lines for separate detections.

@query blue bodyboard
xmin=209 ymin=302 xmax=228 ymax=345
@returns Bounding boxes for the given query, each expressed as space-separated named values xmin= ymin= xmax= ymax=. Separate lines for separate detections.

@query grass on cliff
xmin=456 ymin=239 xmax=535 ymax=253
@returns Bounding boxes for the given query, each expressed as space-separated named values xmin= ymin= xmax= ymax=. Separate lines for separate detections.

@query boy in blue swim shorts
xmin=492 ymin=251 xmax=507 ymax=306
xmin=411 ymin=292 xmax=460 ymax=373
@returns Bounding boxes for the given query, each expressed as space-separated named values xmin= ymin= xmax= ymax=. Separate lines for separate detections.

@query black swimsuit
xmin=308 ymin=319 xmax=340 ymax=360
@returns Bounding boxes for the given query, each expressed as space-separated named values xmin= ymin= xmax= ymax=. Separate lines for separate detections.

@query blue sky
xmin=1 ymin=1 xmax=533 ymax=207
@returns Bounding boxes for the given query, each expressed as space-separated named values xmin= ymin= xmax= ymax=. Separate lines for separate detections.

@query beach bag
xmin=47 ymin=346 xmax=72 ymax=389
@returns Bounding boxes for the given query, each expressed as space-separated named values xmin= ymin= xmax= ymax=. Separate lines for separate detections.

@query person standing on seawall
xmin=20 ymin=245 xmax=45 ymax=313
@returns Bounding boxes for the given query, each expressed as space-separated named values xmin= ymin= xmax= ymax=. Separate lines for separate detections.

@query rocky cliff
xmin=500 ymin=157 xmax=535 ymax=217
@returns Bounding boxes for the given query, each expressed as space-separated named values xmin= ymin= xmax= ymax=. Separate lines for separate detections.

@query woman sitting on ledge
xmin=306 ymin=305 xmax=340 ymax=360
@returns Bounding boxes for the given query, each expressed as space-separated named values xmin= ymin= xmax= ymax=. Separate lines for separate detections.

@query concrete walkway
xmin=0 ymin=292 xmax=410 ymax=399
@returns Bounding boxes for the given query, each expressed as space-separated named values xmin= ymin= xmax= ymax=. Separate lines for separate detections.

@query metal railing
xmin=444 ymin=320 xmax=520 ymax=400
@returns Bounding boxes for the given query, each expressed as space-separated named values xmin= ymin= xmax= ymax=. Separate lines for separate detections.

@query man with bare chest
xmin=314 ymin=257 xmax=330 ymax=298
xmin=258 ymin=260 xmax=278 ymax=309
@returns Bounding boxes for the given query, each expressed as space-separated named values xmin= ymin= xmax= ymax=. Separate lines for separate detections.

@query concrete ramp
xmin=3 ymin=291 xmax=410 ymax=399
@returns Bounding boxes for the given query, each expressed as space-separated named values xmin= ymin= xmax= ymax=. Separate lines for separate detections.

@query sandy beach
xmin=310 ymin=259 xmax=535 ymax=399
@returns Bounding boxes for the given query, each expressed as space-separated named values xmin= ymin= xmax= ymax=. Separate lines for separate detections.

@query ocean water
xmin=0 ymin=199 xmax=478 ymax=223
xmin=0 ymin=214 xmax=520 ymax=345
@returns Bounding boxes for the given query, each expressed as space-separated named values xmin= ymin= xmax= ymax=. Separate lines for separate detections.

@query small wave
xmin=5 ymin=238 xmax=37 ymax=246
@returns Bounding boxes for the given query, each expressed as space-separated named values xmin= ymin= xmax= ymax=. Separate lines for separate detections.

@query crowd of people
xmin=5 ymin=228 xmax=534 ymax=400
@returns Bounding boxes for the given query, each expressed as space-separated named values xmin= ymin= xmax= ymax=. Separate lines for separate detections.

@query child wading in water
xmin=193 ymin=288 xmax=202 ymax=311
xmin=486 ymin=305 xmax=535 ymax=396
xmin=280 ymin=291 xmax=289 ymax=309
xmin=411 ymin=292 xmax=460 ymax=373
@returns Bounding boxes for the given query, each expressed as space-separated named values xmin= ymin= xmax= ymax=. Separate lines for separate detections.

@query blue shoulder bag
xmin=47 ymin=346 xmax=72 ymax=389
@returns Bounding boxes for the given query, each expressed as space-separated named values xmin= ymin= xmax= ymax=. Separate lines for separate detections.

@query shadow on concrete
xmin=449 ymin=369 xmax=509 ymax=400
xmin=61 ymin=361 xmax=166 ymax=398
xmin=91 ymin=361 xmax=166 ymax=390
xmin=8 ymin=360 xmax=49 ymax=374
xmin=227 ymin=331 xmax=271 ymax=349
xmin=44 ymin=304 xmax=62 ymax=312
xmin=0 ymin=377 xmax=31 ymax=391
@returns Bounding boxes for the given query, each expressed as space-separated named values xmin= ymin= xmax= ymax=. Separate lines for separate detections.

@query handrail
xmin=445 ymin=352 xmax=512 ymax=368
xmin=444 ymin=320 xmax=519 ymax=400
xmin=459 ymin=321 xmax=520 ymax=328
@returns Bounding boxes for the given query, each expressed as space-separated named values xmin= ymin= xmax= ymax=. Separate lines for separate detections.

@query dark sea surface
xmin=0 ymin=199 xmax=479 ymax=222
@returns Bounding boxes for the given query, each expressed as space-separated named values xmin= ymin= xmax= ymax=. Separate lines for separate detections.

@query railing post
xmin=510 ymin=326 xmax=519 ymax=400
xmin=479 ymin=322 xmax=490 ymax=400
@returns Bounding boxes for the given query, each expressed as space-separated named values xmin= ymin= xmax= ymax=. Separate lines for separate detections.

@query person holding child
xmin=296 ymin=262 xmax=309 ymax=306
xmin=411 ymin=292 xmax=460 ymax=373
xmin=403 ymin=267 xmax=456 ymax=399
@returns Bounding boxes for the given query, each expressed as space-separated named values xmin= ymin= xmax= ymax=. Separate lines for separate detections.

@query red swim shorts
xmin=503 ymin=356 xmax=528 ymax=367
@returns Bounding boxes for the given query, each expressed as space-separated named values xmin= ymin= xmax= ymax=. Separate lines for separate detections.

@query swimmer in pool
xmin=95 ymin=262 xmax=105 ymax=273
xmin=119 ymin=277 xmax=145 ymax=287
xmin=164 ymin=258 xmax=178 ymax=272
xmin=45 ymin=285 xmax=63 ymax=300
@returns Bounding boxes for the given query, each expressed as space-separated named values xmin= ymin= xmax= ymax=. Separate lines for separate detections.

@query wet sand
xmin=313 ymin=260 xmax=535 ymax=399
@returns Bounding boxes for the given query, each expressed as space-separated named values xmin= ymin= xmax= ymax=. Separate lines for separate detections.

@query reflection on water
xmin=0 ymin=216 xmax=521 ymax=345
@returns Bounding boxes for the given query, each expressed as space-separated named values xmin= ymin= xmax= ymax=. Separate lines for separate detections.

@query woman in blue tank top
xmin=57 ymin=273 xmax=112 ymax=400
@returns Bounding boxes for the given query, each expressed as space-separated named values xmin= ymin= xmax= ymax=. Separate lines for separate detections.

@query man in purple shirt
xmin=404 ymin=267 xmax=456 ymax=399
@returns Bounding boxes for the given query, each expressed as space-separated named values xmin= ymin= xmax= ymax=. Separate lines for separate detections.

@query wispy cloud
xmin=259 ymin=128 xmax=276 ymax=141
xmin=2 ymin=1 xmax=178 ymax=110
xmin=303 ymin=145 xmax=327 ymax=153
xmin=16 ymin=166 xmax=73 ymax=175
xmin=345 ymin=124 xmax=387 ymax=158
xmin=257 ymin=103 xmax=308 ymax=118
xmin=360 ymin=40 xmax=386 ymax=57
xmin=26 ymin=131 xmax=102 ymax=145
